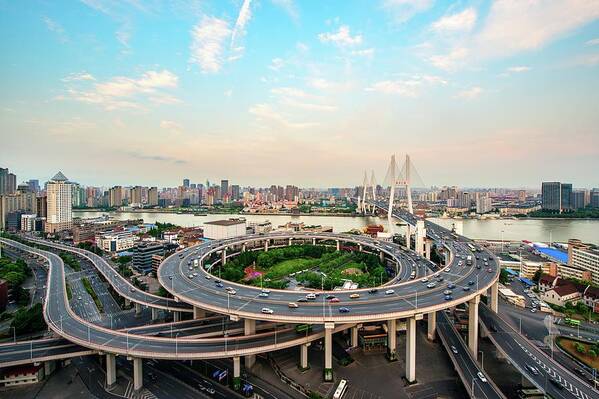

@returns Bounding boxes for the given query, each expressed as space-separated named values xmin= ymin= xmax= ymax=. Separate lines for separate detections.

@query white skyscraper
xmin=45 ymin=172 xmax=72 ymax=233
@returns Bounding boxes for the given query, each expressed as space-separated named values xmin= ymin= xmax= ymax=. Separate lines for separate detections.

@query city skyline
xmin=1 ymin=1 xmax=599 ymax=187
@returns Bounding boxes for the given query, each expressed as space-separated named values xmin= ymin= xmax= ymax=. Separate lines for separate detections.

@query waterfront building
xmin=45 ymin=172 xmax=72 ymax=233
xmin=476 ymin=196 xmax=492 ymax=214
xmin=220 ymin=180 xmax=229 ymax=200
xmin=148 ymin=187 xmax=158 ymax=207
xmin=541 ymin=181 xmax=562 ymax=211
xmin=203 ymin=219 xmax=246 ymax=240
xmin=571 ymin=190 xmax=587 ymax=210
xmin=109 ymin=186 xmax=123 ymax=207
xmin=568 ymin=239 xmax=599 ymax=286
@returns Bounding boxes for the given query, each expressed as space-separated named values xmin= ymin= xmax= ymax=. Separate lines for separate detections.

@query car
xmin=530 ymin=308 xmax=537 ymax=313
xmin=259 ymin=292 xmax=269 ymax=298
xmin=368 ymin=288 xmax=379 ymax=294
xmin=339 ymin=307 xmax=350 ymax=313
xmin=297 ymin=298 xmax=308 ymax=303
xmin=443 ymin=290 xmax=453 ymax=295
xmin=288 ymin=302 xmax=299 ymax=308
xmin=487 ymin=268 xmax=493 ymax=273
xmin=444 ymin=295 xmax=453 ymax=301
xmin=214 ymin=279 xmax=221 ymax=284
xmin=427 ymin=283 xmax=436 ymax=289
xmin=477 ymin=372 xmax=487 ymax=383
xmin=205 ymin=274 xmax=211 ymax=279
xmin=306 ymin=293 xmax=316 ymax=300
xmin=130 ymin=288 xmax=135 ymax=292
xmin=193 ymin=272 xmax=198 ymax=277
xmin=326 ymin=295 xmax=336 ymax=300
xmin=261 ymin=289 xmax=271 ymax=294
xmin=261 ymin=307 xmax=274 ymax=314
xmin=447 ymin=283 xmax=456 ymax=289
xmin=227 ymin=289 xmax=237 ymax=295
xmin=445 ymin=268 xmax=451 ymax=273
xmin=385 ymin=289 xmax=395 ymax=295
xmin=329 ymin=297 xmax=340 ymax=303
xmin=350 ymin=293 xmax=360 ymax=299
xmin=188 ymin=274 xmax=194 ymax=279
xmin=437 ymin=276 xmax=444 ymax=282
xmin=463 ymin=286 xmax=471 ymax=291
xmin=215 ymin=282 xmax=223 ymax=288
xmin=421 ymin=278 xmax=429 ymax=283
xmin=525 ymin=364 xmax=539 ymax=375
xmin=476 ymin=265 xmax=481 ymax=269
xmin=468 ymin=281 xmax=475 ymax=286
xmin=450 ymin=345 xmax=458 ymax=354
xmin=549 ymin=378 xmax=564 ymax=390
xmin=78 ymin=296 xmax=82 ymax=300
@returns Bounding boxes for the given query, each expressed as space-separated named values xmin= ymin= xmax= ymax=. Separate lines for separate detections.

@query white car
xmin=385 ymin=289 xmax=395 ymax=295
xmin=420 ymin=278 xmax=428 ymax=283
xmin=451 ymin=345 xmax=458 ymax=354
xmin=288 ymin=302 xmax=299 ymax=308
xmin=306 ymin=293 xmax=317 ymax=300
xmin=188 ymin=274 xmax=194 ymax=279
xmin=261 ymin=289 xmax=270 ymax=294
xmin=261 ymin=307 xmax=274 ymax=314
xmin=477 ymin=372 xmax=487 ymax=382
xmin=259 ymin=292 xmax=269 ymax=298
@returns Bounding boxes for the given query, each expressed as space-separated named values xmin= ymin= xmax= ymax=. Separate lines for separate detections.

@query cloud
xmin=269 ymin=57 xmax=285 ymax=71
xmin=224 ymin=89 xmax=233 ymax=97
xmin=43 ymin=16 xmax=68 ymax=43
xmin=62 ymin=72 xmax=96 ymax=82
xmin=307 ymin=78 xmax=352 ymax=92
xmin=126 ymin=150 xmax=188 ymax=164
xmin=507 ymin=66 xmax=531 ymax=73
xmin=271 ymin=0 xmax=299 ymax=22
xmin=270 ymin=87 xmax=338 ymax=111
xmin=160 ymin=120 xmax=183 ymax=132
xmin=365 ymin=75 xmax=447 ymax=97
xmin=318 ymin=25 xmax=363 ymax=47
xmin=429 ymin=47 xmax=469 ymax=70
xmin=586 ymin=38 xmax=599 ymax=46
xmin=189 ymin=16 xmax=231 ymax=73
xmin=455 ymin=86 xmax=482 ymax=100
xmin=62 ymin=70 xmax=179 ymax=110
xmin=231 ymin=0 xmax=252 ymax=48
xmin=382 ymin=0 xmax=433 ymax=24
xmin=249 ymin=104 xmax=318 ymax=129
xmin=431 ymin=8 xmax=476 ymax=32
xmin=351 ymin=48 xmax=375 ymax=58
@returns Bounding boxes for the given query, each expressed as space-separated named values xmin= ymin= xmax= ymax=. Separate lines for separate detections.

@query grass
xmin=66 ymin=282 xmax=72 ymax=300
xmin=81 ymin=277 xmax=104 ymax=313
xmin=556 ymin=336 xmax=599 ymax=369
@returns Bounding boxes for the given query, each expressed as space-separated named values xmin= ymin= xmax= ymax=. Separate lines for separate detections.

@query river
xmin=74 ymin=211 xmax=599 ymax=245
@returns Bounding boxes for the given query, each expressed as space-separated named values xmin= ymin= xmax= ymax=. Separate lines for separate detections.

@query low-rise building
xmin=203 ymin=219 xmax=247 ymax=240
xmin=542 ymin=284 xmax=581 ymax=307
xmin=132 ymin=243 xmax=165 ymax=275
xmin=0 ymin=364 xmax=44 ymax=386
xmin=95 ymin=230 xmax=137 ymax=253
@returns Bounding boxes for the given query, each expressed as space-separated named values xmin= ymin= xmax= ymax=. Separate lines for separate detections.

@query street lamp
xmin=175 ymin=332 xmax=180 ymax=357
xmin=479 ymin=350 xmax=484 ymax=370
xmin=471 ymin=377 xmax=478 ymax=398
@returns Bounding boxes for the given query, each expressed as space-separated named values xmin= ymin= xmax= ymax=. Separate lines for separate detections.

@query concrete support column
xmin=358 ymin=244 xmax=363 ymax=252
xmin=490 ymin=281 xmax=499 ymax=313
xmin=106 ymin=354 xmax=116 ymax=387
xmin=351 ymin=326 xmax=359 ymax=348
xmin=135 ymin=303 xmax=142 ymax=316
xmin=425 ymin=240 xmax=432 ymax=260
xmin=124 ymin=298 xmax=131 ymax=307
xmin=151 ymin=307 xmax=159 ymax=321
xmin=387 ymin=319 xmax=397 ymax=361
xmin=133 ymin=358 xmax=143 ymax=391
xmin=299 ymin=343 xmax=310 ymax=371
xmin=221 ymin=249 xmax=227 ymax=265
xmin=233 ymin=356 xmax=241 ymax=390
xmin=468 ymin=296 xmax=480 ymax=357
xmin=173 ymin=311 xmax=181 ymax=322
xmin=406 ymin=317 xmax=416 ymax=383
xmin=44 ymin=360 xmax=56 ymax=376
xmin=405 ymin=225 xmax=412 ymax=250
xmin=264 ymin=240 xmax=269 ymax=252
xmin=336 ymin=240 xmax=340 ymax=251
xmin=241 ymin=243 xmax=246 ymax=252
xmin=379 ymin=251 xmax=385 ymax=263
xmin=416 ymin=220 xmax=426 ymax=256
xmin=427 ymin=312 xmax=436 ymax=341
xmin=244 ymin=319 xmax=256 ymax=368
xmin=288 ymin=238 xmax=292 ymax=246
xmin=193 ymin=306 xmax=206 ymax=319
xmin=324 ymin=323 xmax=334 ymax=381
xmin=312 ymin=238 xmax=316 ymax=245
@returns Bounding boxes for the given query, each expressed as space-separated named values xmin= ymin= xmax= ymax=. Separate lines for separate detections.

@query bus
xmin=467 ymin=243 xmax=478 ymax=253
xmin=564 ymin=318 xmax=581 ymax=327
xmin=333 ymin=379 xmax=348 ymax=399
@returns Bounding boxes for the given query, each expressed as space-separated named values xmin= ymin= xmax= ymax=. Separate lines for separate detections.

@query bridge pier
xmin=299 ymin=343 xmax=310 ymax=371
xmin=424 ymin=239 xmax=432 ymax=260
xmin=233 ymin=356 xmax=241 ymax=390
xmin=264 ymin=240 xmax=269 ymax=252
xmin=324 ymin=323 xmax=334 ymax=381
xmin=135 ymin=303 xmax=142 ymax=316
xmin=151 ymin=307 xmax=159 ymax=321
xmin=173 ymin=311 xmax=181 ymax=322
xmin=427 ymin=312 xmax=436 ymax=341
xmin=489 ymin=282 xmax=499 ymax=313
xmin=351 ymin=326 xmax=359 ymax=348
xmin=386 ymin=319 xmax=397 ymax=361
xmin=312 ymin=238 xmax=316 ymax=245
xmin=406 ymin=317 xmax=416 ymax=383
xmin=288 ymin=238 xmax=292 ymax=246
xmin=379 ymin=251 xmax=385 ymax=263
xmin=405 ymin=225 xmax=412 ymax=250
xmin=468 ymin=296 xmax=480 ymax=357
xmin=244 ymin=319 xmax=256 ymax=368
xmin=336 ymin=240 xmax=340 ymax=251
xmin=124 ymin=298 xmax=131 ymax=307
xmin=133 ymin=358 xmax=143 ymax=391
xmin=221 ymin=249 xmax=227 ymax=265
xmin=193 ymin=306 xmax=205 ymax=319
xmin=106 ymin=354 xmax=116 ymax=387
xmin=415 ymin=220 xmax=426 ymax=256
xmin=241 ymin=243 xmax=246 ymax=252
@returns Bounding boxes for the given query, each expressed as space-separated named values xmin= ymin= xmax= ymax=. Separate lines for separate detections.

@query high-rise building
xmin=285 ymin=185 xmax=299 ymax=201
xmin=476 ymin=196 xmax=492 ymax=214
xmin=220 ymin=180 xmax=229 ymax=200
xmin=109 ymin=186 xmax=123 ymax=207
xmin=231 ymin=185 xmax=240 ymax=200
xmin=0 ymin=168 xmax=17 ymax=195
xmin=27 ymin=179 xmax=40 ymax=193
xmin=591 ymin=189 xmax=599 ymax=208
xmin=560 ymin=183 xmax=572 ymax=211
xmin=45 ymin=172 xmax=72 ymax=233
xmin=571 ymin=190 xmax=587 ymax=210
xmin=148 ymin=187 xmax=158 ymax=207
xmin=130 ymin=186 xmax=143 ymax=206
xmin=183 ymin=179 xmax=190 ymax=188
xmin=36 ymin=195 xmax=47 ymax=218
xmin=71 ymin=182 xmax=85 ymax=208
xmin=541 ymin=182 xmax=563 ymax=211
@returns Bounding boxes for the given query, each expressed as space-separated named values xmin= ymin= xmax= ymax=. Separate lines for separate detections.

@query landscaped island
xmin=213 ymin=244 xmax=390 ymax=290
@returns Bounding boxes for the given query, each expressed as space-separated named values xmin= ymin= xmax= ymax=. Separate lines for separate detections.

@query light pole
xmin=471 ymin=377 xmax=477 ymax=398
xmin=501 ymin=230 xmax=504 ymax=253
xmin=175 ymin=332 xmax=180 ymax=357
xmin=11 ymin=327 xmax=16 ymax=343
xmin=479 ymin=350 xmax=484 ymax=370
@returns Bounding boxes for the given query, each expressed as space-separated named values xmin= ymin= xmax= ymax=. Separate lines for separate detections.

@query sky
xmin=1 ymin=0 xmax=598 ymax=189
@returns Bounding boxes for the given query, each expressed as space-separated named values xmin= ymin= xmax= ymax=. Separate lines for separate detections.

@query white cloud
xmin=231 ymin=0 xmax=252 ymax=48
xmin=586 ymin=38 xmax=599 ymax=46
xmin=224 ymin=89 xmax=233 ymax=97
xmin=507 ymin=66 xmax=531 ymax=73
xmin=455 ymin=86 xmax=482 ymax=100
xmin=62 ymin=72 xmax=96 ymax=82
xmin=432 ymin=8 xmax=476 ymax=32
xmin=351 ymin=48 xmax=375 ymax=58
xmin=270 ymin=87 xmax=337 ymax=111
xmin=307 ymin=78 xmax=352 ymax=92
xmin=62 ymin=70 xmax=179 ymax=110
xmin=189 ymin=16 xmax=232 ymax=73
xmin=429 ymin=47 xmax=469 ymax=70
xmin=269 ymin=57 xmax=285 ymax=71
xmin=271 ymin=0 xmax=299 ymax=22
xmin=43 ymin=16 xmax=68 ymax=42
xmin=366 ymin=75 xmax=447 ymax=97
xmin=160 ymin=120 xmax=183 ymax=132
xmin=318 ymin=25 xmax=363 ymax=47
xmin=296 ymin=42 xmax=309 ymax=52
xmin=382 ymin=0 xmax=433 ymax=24
xmin=249 ymin=104 xmax=318 ymax=129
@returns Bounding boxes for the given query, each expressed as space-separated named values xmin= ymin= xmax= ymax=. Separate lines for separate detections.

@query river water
xmin=74 ymin=211 xmax=599 ymax=245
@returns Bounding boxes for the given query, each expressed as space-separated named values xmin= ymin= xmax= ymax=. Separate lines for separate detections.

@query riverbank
xmin=74 ymin=209 xmax=358 ymax=217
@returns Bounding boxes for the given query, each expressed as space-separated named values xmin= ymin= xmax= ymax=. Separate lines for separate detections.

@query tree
xmin=532 ymin=267 xmax=543 ymax=283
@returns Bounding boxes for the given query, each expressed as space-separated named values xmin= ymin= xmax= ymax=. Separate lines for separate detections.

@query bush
xmin=10 ymin=304 xmax=46 ymax=335
xmin=588 ymin=349 xmax=597 ymax=358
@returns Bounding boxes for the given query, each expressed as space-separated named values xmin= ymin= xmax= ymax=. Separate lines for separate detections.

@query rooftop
xmin=50 ymin=171 xmax=69 ymax=182
xmin=204 ymin=219 xmax=246 ymax=226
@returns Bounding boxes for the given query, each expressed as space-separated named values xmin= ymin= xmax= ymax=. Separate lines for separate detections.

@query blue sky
xmin=1 ymin=0 xmax=598 ymax=188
